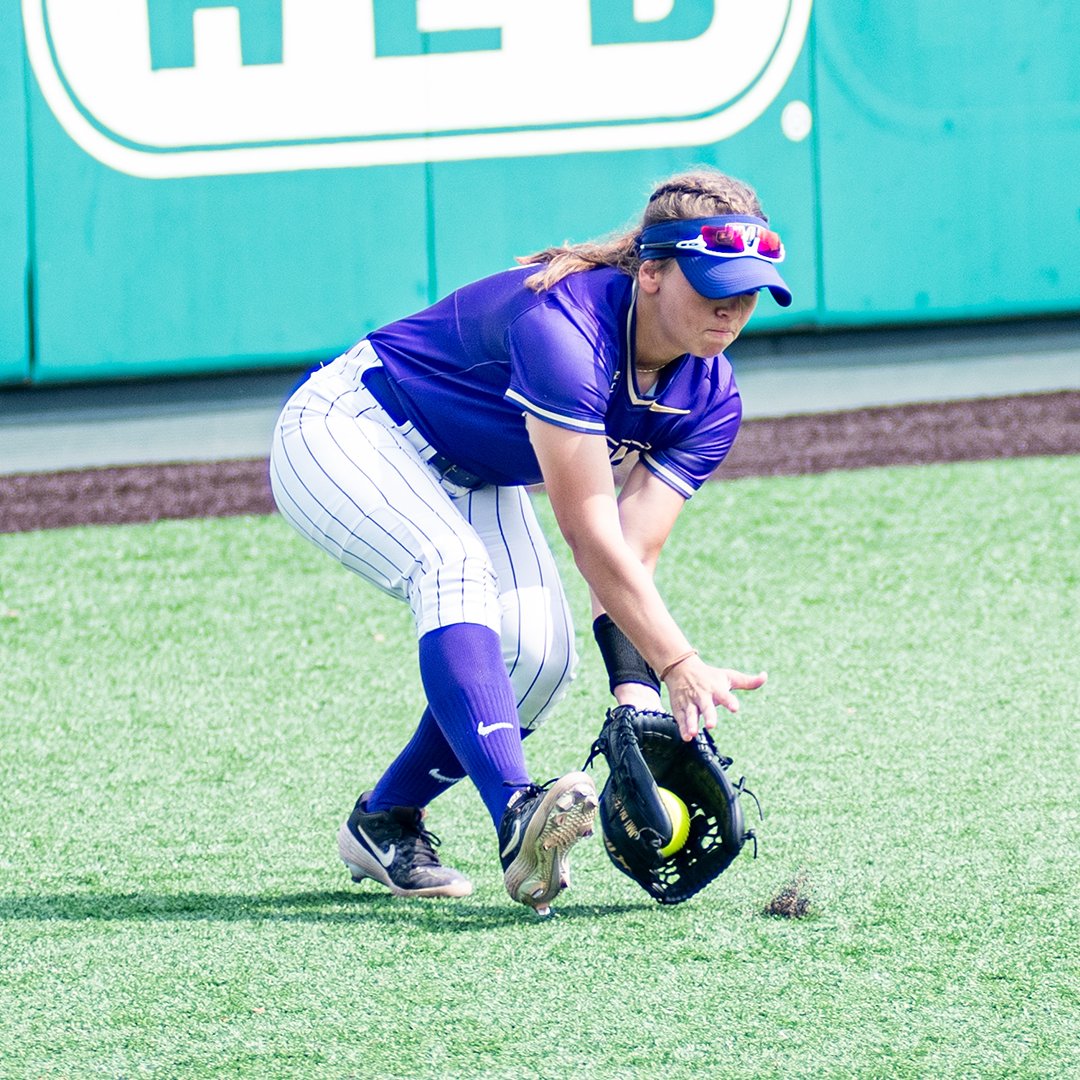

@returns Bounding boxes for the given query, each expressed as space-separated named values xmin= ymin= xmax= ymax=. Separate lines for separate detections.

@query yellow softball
xmin=657 ymin=787 xmax=691 ymax=857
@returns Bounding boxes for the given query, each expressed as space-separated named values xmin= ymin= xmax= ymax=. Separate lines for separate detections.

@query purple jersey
xmin=367 ymin=265 xmax=741 ymax=497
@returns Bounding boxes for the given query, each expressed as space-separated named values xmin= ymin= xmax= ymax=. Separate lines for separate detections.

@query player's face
xmin=636 ymin=260 xmax=759 ymax=363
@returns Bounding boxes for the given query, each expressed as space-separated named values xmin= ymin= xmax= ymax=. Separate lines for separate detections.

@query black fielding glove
xmin=584 ymin=705 xmax=762 ymax=904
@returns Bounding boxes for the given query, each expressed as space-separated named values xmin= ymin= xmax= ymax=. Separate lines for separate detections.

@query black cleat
xmin=338 ymin=792 xmax=472 ymax=898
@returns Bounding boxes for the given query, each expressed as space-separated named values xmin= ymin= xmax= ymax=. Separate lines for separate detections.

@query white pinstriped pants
xmin=269 ymin=341 xmax=577 ymax=730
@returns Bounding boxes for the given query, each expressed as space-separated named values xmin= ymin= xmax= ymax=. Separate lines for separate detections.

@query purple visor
xmin=638 ymin=215 xmax=792 ymax=307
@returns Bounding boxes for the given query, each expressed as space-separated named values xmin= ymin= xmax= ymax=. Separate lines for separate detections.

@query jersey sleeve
xmin=641 ymin=385 xmax=743 ymax=499
xmin=502 ymin=296 xmax=614 ymax=435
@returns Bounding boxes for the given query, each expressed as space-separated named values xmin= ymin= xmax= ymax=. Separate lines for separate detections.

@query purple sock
xmin=368 ymin=708 xmax=467 ymax=811
xmin=417 ymin=623 xmax=530 ymax=825
xmin=369 ymin=709 xmax=535 ymax=814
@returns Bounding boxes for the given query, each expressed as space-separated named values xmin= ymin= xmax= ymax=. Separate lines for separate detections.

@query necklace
xmin=624 ymin=281 xmax=691 ymax=415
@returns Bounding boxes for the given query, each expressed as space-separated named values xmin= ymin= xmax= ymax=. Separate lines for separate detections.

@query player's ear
xmin=637 ymin=259 xmax=666 ymax=295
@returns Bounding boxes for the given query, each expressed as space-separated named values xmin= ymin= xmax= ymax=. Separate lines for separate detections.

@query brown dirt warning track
xmin=1 ymin=391 xmax=1078 ymax=534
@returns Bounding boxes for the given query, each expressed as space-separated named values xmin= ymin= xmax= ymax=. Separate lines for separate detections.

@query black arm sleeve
xmin=592 ymin=613 xmax=661 ymax=695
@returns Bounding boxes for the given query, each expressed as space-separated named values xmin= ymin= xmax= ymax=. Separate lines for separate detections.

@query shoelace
xmin=401 ymin=812 xmax=445 ymax=867
xmin=503 ymin=777 xmax=558 ymax=806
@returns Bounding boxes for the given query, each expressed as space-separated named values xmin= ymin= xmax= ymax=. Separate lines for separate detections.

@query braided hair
xmin=517 ymin=168 xmax=766 ymax=292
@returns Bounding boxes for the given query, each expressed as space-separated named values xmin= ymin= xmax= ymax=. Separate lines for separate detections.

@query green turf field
xmin=1 ymin=455 xmax=1077 ymax=1079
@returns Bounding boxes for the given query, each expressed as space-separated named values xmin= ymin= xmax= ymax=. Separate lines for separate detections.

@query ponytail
xmin=517 ymin=167 xmax=766 ymax=292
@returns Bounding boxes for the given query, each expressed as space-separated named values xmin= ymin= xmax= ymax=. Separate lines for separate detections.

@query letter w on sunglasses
xmin=650 ymin=223 xmax=785 ymax=262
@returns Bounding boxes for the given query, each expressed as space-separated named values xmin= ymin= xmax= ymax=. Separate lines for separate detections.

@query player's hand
xmin=663 ymin=656 xmax=767 ymax=740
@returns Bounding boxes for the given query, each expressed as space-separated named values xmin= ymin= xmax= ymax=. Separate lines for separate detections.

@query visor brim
xmin=677 ymin=254 xmax=793 ymax=308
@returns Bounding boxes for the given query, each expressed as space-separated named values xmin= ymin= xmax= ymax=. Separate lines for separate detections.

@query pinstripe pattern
xmin=461 ymin=483 xmax=577 ymax=730
xmin=269 ymin=343 xmax=577 ymax=731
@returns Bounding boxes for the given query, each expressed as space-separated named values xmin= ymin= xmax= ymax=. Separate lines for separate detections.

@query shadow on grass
xmin=0 ymin=889 xmax=649 ymax=930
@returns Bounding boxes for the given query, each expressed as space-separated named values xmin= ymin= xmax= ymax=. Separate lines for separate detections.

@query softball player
xmin=269 ymin=168 xmax=789 ymax=915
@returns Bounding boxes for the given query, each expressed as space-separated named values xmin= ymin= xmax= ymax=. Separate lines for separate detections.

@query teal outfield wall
xmin=0 ymin=4 xmax=30 ymax=384
xmin=3 ymin=1 xmax=1079 ymax=385
xmin=814 ymin=2 xmax=1080 ymax=324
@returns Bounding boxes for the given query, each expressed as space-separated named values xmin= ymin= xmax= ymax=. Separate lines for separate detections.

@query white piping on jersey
xmin=641 ymin=453 xmax=696 ymax=499
xmin=504 ymin=387 xmax=608 ymax=433
xmin=625 ymin=281 xmax=692 ymax=416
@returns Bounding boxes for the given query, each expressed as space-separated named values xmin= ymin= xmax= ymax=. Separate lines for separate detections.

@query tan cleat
xmin=498 ymin=773 xmax=598 ymax=914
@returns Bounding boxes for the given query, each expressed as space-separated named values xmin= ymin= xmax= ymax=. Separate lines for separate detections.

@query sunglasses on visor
xmin=644 ymin=222 xmax=785 ymax=262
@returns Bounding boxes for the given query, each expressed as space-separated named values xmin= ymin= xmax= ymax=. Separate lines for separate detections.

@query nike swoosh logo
xmin=429 ymin=768 xmax=465 ymax=784
xmin=499 ymin=818 xmax=521 ymax=859
xmin=354 ymin=823 xmax=395 ymax=868
xmin=477 ymin=720 xmax=515 ymax=737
